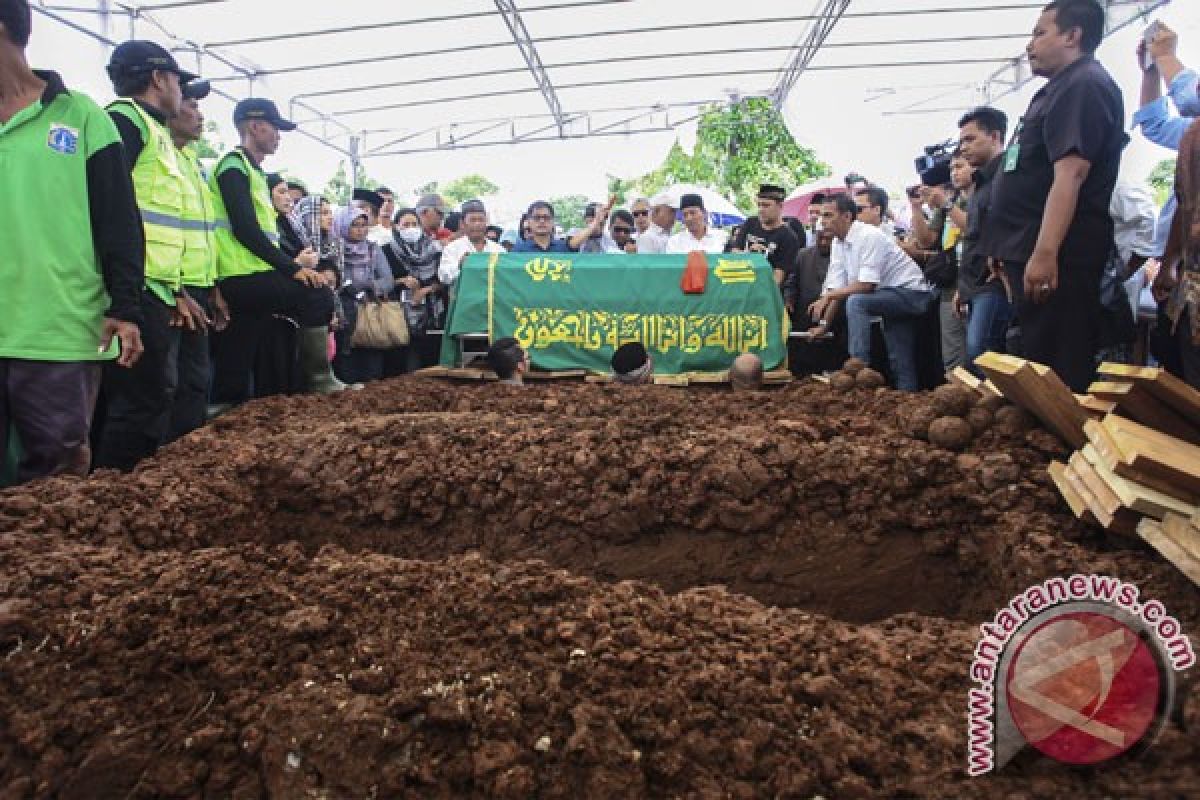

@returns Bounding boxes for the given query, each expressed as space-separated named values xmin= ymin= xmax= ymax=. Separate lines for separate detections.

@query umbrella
xmin=782 ymin=181 xmax=848 ymax=221
xmin=663 ymin=184 xmax=747 ymax=227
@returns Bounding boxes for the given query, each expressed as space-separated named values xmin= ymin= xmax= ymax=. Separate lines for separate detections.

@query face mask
xmin=398 ymin=228 xmax=422 ymax=244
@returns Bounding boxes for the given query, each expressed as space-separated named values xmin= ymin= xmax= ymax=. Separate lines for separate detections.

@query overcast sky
xmin=26 ymin=0 xmax=1200 ymax=227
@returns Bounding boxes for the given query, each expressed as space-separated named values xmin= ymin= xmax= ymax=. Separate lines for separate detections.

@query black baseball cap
xmin=107 ymin=40 xmax=199 ymax=85
xmin=182 ymin=79 xmax=211 ymax=101
xmin=232 ymin=98 xmax=296 ymax=131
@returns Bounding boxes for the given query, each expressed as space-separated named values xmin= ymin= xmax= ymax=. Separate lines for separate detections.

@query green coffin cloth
xmin=440 ymin=252 xmax=788 ymax=375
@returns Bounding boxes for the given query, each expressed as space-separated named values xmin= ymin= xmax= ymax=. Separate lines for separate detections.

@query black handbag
xmin=1096 ymin=246 xmax=1137 ymax=348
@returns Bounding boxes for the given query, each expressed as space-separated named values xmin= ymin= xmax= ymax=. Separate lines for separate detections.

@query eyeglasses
xmin=612 ymin=227 xmax=633 ymax=235
xmin=530 ymin=214 xmax=553 ymax=222
xmin=632 ymin=210 xmax=649 ymax=217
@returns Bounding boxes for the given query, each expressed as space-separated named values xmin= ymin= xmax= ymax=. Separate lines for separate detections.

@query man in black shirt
xmin=956 ymin=106 xmax=1011 ymax=378
xmin=731 ymin=184 xmax=801 ymax=289
xmin=984 ymin=0 xmax=1127 ymax=391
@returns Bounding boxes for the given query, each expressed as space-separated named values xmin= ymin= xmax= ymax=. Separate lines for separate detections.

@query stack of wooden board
xmin=972 ymin=355 xmax=1200 ymax=586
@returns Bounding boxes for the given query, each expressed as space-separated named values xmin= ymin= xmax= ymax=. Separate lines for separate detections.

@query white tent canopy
xmin=28 ymin=0 xmax=1181 ymax=210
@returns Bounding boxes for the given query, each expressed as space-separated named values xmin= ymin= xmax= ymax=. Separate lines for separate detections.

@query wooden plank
xmin=948 ymin=367 xmax=983 ymax=394
xmin=1088 ymin=380 xmax=1200 ymax=445
xmin=1138 ymin=517 xmax=1200 ymax=586
xmin=585 ymin=374 xmax=612 ymax=384
xmin=653 ymin=374 xmax=690 ymax=387
xmin=763 ymin=369 xmax=795 ymax=385
xmin=1070 ymin=451 xmax=1123 ymax=518
xmin=976 ymin=353 xmax=1088 ymax=448
xmin=1097 ymin=363 xmax=1200 ymax=425
xmin=981 ymin=379 xmax=1003 ymax=398
xmin=412 ymin=366 xmax=452 ymax=378
xmin=1163 ymin=513 xmax=1200 ymax=562
xmin=1077 ymin=394 xmax=1118 ymax=417
xmin=1064 ymin=463 xmax=1138 ymax=535
xmin=1049 ymin=461 xmax=1094 ymax=524
xmin=1081 ymin=444 xmax=1199 ymax=520
xmin=524 ymin=369 xmax=587 ymax=381
xmin=1102 ymin=415 xmax=1200 ymax=499
xmin=685 ymin=371 xmax=730 ymax=384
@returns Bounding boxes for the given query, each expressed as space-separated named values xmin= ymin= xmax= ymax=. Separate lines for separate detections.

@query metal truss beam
xmin=883 ymin=0 xmax=1172 ymax=115
xmin=771 ymin=0 xmax=851 ymax=107
xmin=369 ymin=119 xmax=705 ymax=159
xmin=493 ymin=0 xmax=566 ymax=137
xmin=204 ymin=0 xmax=630 ymax=48
xmin=332 ymin=59 xmax=1009 ymax=119
xmin=362 ymin=100 xmax=722 ymax=157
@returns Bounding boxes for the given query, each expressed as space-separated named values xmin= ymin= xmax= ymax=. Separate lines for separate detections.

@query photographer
xmin=904 ymin=149 xmax=971 ymax=371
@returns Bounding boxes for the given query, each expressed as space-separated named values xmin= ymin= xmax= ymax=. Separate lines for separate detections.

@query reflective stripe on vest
xmin=177 ymin=148 xmax=219 ymax=288
xmin=107 ymin=100 xmax=185 ymax=290
xmin=210 ymin=149 xmax=282 ymax=279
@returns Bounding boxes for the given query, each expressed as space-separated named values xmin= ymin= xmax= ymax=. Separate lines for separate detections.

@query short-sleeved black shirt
xmin=732 ymin=217 xmax=801 ymax=274
xmin=960 ymin=156 xmax=1002 ymax=301
xmin=984 ymin=55 xmax=1127 ymax=269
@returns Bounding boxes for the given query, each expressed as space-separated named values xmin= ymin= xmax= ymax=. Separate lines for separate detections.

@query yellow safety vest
xmin=107 ymin=99 xmax=186 ymax=290
xmin=177 ymin=147 xmax=218 ymax=288
xmin=210 ymin=148 xmax=280 ymax=279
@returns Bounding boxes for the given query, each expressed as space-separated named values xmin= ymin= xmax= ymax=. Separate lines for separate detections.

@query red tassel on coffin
xmin=681 ymin=251 xmax=709 ymax=294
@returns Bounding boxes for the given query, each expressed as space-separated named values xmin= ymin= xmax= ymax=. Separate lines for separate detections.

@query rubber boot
xmin=299 ymin=326 xmax=354 ymax=394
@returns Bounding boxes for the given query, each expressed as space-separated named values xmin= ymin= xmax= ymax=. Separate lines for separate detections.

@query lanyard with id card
xmin=1003 ymin=117 xmax=1023 ymax=173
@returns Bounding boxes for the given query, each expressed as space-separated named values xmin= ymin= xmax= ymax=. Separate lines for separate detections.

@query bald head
xmin=730 ymin=354 xmax=764 ymax=391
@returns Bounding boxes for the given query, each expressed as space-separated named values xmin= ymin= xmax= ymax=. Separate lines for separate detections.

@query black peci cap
xmin=232 ymin=98 xmax=296 ymax=131
xmin=679 ymin=193 xmax=705 ymax=211
xmin=352 ymin=188 xmax=385 ymax=213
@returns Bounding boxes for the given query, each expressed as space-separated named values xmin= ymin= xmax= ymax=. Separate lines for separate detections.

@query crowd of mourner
xmin=1 ymin=0 xmax=1198 ymax=486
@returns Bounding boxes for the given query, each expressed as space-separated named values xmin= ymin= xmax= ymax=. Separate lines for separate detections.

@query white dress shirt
xmin=438 ymin=236 xmax=505 ymax=285
xmin=636 ymin=223 xmax=672 ymax=254
xmin=665 ymin=226 xmax=725 ymax=254
xmin=368 ymin=225 xmax=394 ymax=246
xmin=823 ymin=220 xmax=931 ymax=292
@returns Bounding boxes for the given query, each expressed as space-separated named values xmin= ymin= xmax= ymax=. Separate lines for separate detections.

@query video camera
xmin=914 ymin=139 xmax=956 ymax=187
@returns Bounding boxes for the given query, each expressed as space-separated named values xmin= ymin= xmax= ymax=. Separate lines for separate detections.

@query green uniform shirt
xmin=0 ymin=80 xmax=121 ymax=361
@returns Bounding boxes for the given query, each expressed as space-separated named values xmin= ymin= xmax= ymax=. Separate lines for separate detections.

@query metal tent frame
xmin=33 ymin=0 xmax=1170 ymax=178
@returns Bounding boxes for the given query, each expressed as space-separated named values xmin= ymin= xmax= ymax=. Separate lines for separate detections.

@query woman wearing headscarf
xmin=381 ymin=207 xmax=444 ymax=373
xmin=268 ymin=173 xmax=309 ymax=259
xmin=296 ymin=195 xmax=351 ymax=354
xmin=250 ymin=173 xmax=313 ymax=396
xmin=334 ymin=205 xmax=395 ymax=383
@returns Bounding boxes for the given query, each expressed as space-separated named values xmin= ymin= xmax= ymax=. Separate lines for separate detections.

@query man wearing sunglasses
xmin=630 ymin=198 xmax=652 ymax=239
xmin=610 ymin=210 xmax=638 ymax=254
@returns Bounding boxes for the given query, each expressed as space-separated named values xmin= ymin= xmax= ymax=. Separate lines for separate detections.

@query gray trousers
xmin=940 ymin=287 xmax=966 ymax=372
xmin=0 ymin=359 xmax=101 ymax=485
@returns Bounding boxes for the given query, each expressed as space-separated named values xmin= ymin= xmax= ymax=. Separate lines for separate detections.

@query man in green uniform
xmin=209 ymin=97 xmax=343 ymax=409
xmin=165 ymin=77 xmax=220 ymax=440
xmin=95 ymin=40 xmax=207 ymax=470
xmin=0 ymin=0 xmax=143 ymax=485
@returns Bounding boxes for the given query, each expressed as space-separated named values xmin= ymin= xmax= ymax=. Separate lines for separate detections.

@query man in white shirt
xmin=807 ymin=194 xmax=937 ymax=391
xmin=368 ymin=187 xmax=396 ymax=245
xmin=666 ymin=193 xmax=725 ymax=254
xmin=636 ymin=192 xmax=676 ymax=254
xmin=438 ymin=199 xmax=505 ymax=286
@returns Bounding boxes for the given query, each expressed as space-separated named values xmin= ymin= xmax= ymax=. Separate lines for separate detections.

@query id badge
xmin=1003 ymin=142 xmax=1020 ymax=173
xmin=1003 ymin=118 xmax=1023 ymax=173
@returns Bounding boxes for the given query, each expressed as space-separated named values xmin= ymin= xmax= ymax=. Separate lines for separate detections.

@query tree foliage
xmin=193 ymin=120 xmax=223 ymax=160
xmin=323 ymin=161 xmax=380 ymax=205
xmin=1148 ymin=157 xmax=1176 ymax=207
xmin=546 ymin=194 xmax=589 ymax=232
xmin=441 ymin=174 xmax=501 ymax=204
xmin=629 ymin=98 xmax=830 ymax=212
